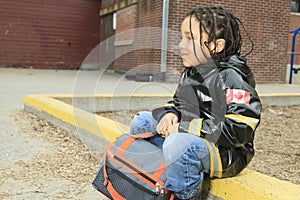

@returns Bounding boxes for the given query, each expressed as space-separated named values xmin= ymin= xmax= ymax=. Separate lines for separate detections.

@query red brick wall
xmin=288 ymin=13 xmax=300 ymax=65
xmin=134 ymin=0 xmax=163 ymax=76
xmin=114 ymin=4 xmax=138 ymax=72
xmin=0 ymin=0 xmax=101 ymax=69
xmin=168 ymin=0 xmax=291 ymax=83
xmin=113 ymin=1 xmax=163 ymax=77
xmin=112 ymin=0 xmax=291 ymax=83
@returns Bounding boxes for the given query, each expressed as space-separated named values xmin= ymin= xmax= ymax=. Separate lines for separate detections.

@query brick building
xmin=290 ymin=0 xmax=300 ymax=66
xmin=0 ymin=0 xmax=299 ymax=83
xmin=288 ymin=13 xmax=300 ymax=65
xmin=0 ymin=0 xmax=101 ymax=69
xmin=100 ymin=0 xmax=293 ymax=83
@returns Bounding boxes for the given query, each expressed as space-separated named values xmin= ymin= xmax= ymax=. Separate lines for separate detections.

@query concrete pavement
xmin=1 ymin=68 xmax=300 ymax=112
xmin=1 ymin=68 xmax=299 ymax=117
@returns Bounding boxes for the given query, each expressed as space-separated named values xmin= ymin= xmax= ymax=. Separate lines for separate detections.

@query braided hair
xmin=187 ymin=7 xmax=254 ymax=64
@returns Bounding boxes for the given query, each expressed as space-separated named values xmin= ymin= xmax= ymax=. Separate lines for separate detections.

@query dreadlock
xmin=187 ymin=7 xmax=254 ymax=64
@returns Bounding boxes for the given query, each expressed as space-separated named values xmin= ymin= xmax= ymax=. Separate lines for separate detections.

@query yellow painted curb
xmin=24 ymin=94 xmax=129 ymax=142
xmin=259 ymin=93 xmax=300 ymax=97
xmin=24 ymin=94 xmax=300 ymax=200
xmin=204 ymin=168 xmax=300 ymax=200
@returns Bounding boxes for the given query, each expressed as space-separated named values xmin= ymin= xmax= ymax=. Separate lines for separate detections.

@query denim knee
xmin=162 ymin=133 xmax=210 ymax=199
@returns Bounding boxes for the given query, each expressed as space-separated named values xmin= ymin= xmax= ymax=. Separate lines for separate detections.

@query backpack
xmin=92 ymin=133 xmax=175 ymax=200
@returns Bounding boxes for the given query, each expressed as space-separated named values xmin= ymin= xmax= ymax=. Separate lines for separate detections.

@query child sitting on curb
xmin=130 ymin=6 xmax=262 ymax=200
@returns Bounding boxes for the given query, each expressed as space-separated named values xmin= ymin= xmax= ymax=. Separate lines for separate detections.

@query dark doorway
xmin=100 ymin=13 xmax=116 ymax=70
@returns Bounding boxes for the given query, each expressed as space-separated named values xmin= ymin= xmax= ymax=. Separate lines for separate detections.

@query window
xmin=291 ymin=0 xmax=300 ymax=12
xmin=113 ymin=12 xmax=117 ymax=30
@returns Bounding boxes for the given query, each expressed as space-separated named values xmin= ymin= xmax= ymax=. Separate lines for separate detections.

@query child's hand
xmin=156 ymin=113 xmax=178 ymax=137
xmin=165 ymin=123 xmax=179 ymax=137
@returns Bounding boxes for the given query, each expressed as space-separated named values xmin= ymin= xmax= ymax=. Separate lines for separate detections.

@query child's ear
xmin=215 ymin=39 xmax=225 ymax=53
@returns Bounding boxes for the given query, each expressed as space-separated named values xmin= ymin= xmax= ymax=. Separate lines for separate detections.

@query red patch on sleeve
xmin=226 ymin=88 xmax=250 ymax=105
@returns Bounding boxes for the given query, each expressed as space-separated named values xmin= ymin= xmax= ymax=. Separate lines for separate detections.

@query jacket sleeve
xmin=179 ymin=70 xmax=261 ymax=148
xmin=152 ymin=100 xmax=181 ymax=122
xmin=202 ymin=93 xmax=261 ymax=148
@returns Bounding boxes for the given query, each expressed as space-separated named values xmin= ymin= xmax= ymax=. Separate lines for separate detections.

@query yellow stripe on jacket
xmin=187 ymin=118 xmax=222 ymax=178
xmin=163 ymin=102 xmax=176 ymax=107
xmin=188 ymin=118 xmax=203 ymax=137
xmin=225 ymin=114 xmax=259 ymax=130
xmin=203 ymin=139 xmax=223 ymax=178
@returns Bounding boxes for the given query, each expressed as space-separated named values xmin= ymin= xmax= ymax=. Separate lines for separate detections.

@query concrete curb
xmin=24 ymin=94 xmax=300 ymax=200
xmin=259 ymin=93 xmax=300 ymax=105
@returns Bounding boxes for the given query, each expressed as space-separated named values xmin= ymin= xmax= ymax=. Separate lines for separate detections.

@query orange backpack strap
xmin=152 ymin=160 xmax=166 ymax=180
xmin=102 ymin=142 xmax=126 ymax=200
xmin=169 ymin=193 xmax=175 ymax=200
xmin=118 ymin=132 xmax=156 ymax=155
xmin=104 ymin=132 xmax=156 ymax=179
xmin=132 ymin=132 xmax=157 ymax=139
xmin=106 ymin=181 xmax=126 ymax=200
xmin=102 ymin=132 xmax=157 ymax=199
xmin=102 ymin=142 xmax=112 ymax=186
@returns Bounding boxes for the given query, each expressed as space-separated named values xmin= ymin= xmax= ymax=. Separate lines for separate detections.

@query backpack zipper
xmin=111 ymin=154 xmax=167 ymax=195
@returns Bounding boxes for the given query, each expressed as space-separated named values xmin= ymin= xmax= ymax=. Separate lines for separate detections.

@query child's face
xmin=179 ymin=16 xmax=212 ymax=67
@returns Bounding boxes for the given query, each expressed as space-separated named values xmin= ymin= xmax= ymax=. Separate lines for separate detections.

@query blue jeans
xmin=130 ymin=111 xmax=210 ymax=199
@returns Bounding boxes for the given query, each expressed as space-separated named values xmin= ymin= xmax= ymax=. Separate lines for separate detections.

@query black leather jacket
xmin=153 ymin=56 xmax=262 ymax=177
